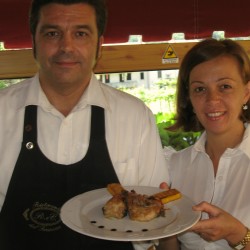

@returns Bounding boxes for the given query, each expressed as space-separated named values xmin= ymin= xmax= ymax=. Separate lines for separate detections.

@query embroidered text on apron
xmin=0 ymin=105 xmax=133 ymax=250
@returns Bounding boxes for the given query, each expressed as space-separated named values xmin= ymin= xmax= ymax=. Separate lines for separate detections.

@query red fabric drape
xmin=0 ymin=0 xmax=249 ymax=49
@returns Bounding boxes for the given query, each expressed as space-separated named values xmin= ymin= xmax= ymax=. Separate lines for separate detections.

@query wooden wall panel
xmin=1 ymin=41 xmax=250 ymax=79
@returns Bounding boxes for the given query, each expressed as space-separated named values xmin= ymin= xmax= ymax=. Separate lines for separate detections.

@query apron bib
xmin=0 ymin=105 xmax=133 ymax=250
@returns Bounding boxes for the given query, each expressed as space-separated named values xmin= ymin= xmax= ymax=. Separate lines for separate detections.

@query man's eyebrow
xmin=75 ymin=24 xmax=94 ymax=33
xmin=39 ymin=24 xmax=60 ymax=33
xmin=39 ymin=24 xmax=93 ymax=32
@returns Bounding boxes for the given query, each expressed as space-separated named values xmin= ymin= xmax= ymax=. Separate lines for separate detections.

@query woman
xmin=162 ymin=39 xmax=250 ymax=250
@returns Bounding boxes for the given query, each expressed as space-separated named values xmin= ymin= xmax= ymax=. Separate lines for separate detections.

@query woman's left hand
xmin=191 ymin=201 xmax=247 ymax=246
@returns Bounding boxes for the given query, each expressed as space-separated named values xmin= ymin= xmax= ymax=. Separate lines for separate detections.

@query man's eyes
xmin=76 ymin=31 xmax=88 ymax=37
xmin=43 ymin=31 xmax=88 ymax=38
xmin=44 ymin=31 xmax=60 ymax=38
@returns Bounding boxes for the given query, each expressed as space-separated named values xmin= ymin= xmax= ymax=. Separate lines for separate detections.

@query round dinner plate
xmin=60 ymin=186 xmax=201 ymax=241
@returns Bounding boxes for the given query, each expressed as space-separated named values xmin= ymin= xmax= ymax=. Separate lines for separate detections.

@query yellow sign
xmin=162 ymin=44 xmax=179 ymax=64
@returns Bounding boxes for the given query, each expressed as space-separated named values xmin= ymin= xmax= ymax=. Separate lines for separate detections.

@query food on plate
xmin=107 ymin=183 xmax=126 ymax=196
xmin=153 ymin=188 xmax=182 ymax=204
xmin=102 ymin=183 xmax=182 ymax=222
xmin=126 ymin=189 xmax=164 ymax=222
xmin=102 ymin=193 xmax=127 ymax=219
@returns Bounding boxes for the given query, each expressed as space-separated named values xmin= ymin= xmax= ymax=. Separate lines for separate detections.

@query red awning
xmin=0 ymin=0 xmax=250 ymax=49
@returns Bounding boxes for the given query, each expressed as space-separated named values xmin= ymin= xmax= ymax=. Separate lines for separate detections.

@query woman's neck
xmin=205 ymin=122 xmax=246 ymax=175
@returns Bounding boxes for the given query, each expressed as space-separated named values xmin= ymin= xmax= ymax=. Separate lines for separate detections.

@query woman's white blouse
xmin=164 ymin=126 xmax=250 ymax=250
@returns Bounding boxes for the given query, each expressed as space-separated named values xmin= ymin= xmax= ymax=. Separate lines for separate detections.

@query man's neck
xmin=40 ymin=79 xmax=89 ymax=116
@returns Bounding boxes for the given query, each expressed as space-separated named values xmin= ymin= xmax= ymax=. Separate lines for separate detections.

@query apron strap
xmin=23 ymin=105 xmax=37 ymax=144
xmin=90 ymin=106 xmax=105 ymax=140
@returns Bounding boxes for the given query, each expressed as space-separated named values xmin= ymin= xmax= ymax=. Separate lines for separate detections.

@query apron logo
xmin=23 ymin=202 xmax=62 ymax=232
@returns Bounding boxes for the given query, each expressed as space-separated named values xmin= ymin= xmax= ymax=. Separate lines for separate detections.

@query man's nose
xmin=60 ymin=34 xmax=74 ymax=52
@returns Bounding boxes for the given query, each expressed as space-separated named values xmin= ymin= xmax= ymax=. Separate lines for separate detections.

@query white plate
xmin=60 ymin=186 xmax=201 ymax=241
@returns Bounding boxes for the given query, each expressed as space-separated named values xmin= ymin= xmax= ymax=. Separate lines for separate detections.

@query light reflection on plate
xmin=60 ymin=186 xmax=201 ymax=241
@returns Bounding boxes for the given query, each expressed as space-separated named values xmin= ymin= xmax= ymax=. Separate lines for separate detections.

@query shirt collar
xmin=13 ymin=73 xmax=110 ymax=113
xmin=238 ymin=123 xmax=250 ymax=158
xmin=192 ymin=124 xmax=250 ymax=160
xmin=73 ymin=73 xmax=110 ymax=112
xmin=12 ymin=74 xmax=40 ymax=110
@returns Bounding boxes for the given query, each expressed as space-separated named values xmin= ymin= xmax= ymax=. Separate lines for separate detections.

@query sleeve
xmin=132 ymin=240 xmax=158 ymax=250
xmin=137 ymin=106 xmax=170 ymax=187
xmin=163 ymin=146 xmax=176 ymax=160
xmin=130 ymin=109 xmax=173 ymax=250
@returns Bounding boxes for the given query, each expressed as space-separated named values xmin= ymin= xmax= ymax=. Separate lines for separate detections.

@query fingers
xmin=191 ymin=202 xmax=220 ymax=232
xmin=192 ymin=220 xmax=211 ymax=232
xmin=199 ymin=232 xmax=211 ymax=242
xmin=159 ymin=182 xmax=169 ymax=190
xmin=193 ymin=201 xmax=220 ymax=217
xmin=189 ymin=201 xmax=247 ymax=244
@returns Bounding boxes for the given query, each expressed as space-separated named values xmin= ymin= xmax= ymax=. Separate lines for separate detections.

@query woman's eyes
xmin=193 ymin=86 xmax=205 ymax=93
xmin=192 ymin=84 xmax=232 ymax=94
xmin=220 ymin=84 xmax=232 ymax=89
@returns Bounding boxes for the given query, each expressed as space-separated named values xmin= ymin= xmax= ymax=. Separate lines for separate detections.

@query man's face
xmin=34 ymin=3 xmax=103 ymax=88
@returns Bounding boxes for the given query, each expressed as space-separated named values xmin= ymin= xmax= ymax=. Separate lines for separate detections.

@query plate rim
xmin=60 ymin=186 xmax=201 ymax=241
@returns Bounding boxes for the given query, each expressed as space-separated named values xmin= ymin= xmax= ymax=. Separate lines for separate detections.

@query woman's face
xmin=189 ymin=55 xmax=250 ymax=136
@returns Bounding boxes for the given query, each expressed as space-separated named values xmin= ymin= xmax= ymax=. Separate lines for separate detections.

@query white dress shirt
xmin=164 ymin=125 xmax=250 ymax=250
xmin=0 ymin=73 xmax=169 ymax=213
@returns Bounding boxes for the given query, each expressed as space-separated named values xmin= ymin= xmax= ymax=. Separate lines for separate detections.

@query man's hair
xmin=29 ymin=0 xmax=107 ymax=38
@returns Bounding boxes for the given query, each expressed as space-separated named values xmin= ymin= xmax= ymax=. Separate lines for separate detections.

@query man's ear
xmin=32 ymin=36 xmax=37 ymax=59
xmin=96 ymin=35 xmax=104 ymax=60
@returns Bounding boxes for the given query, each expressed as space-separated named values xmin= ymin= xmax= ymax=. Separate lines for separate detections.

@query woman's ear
xmin=244 ymin=81 xmax=250 ymax=104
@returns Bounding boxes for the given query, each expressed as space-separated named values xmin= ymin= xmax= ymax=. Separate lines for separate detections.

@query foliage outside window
xmin=98 ymin=71 xmax=200 ymax=150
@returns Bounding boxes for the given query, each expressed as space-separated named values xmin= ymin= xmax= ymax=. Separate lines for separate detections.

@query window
xmin=126 ymin=73 xmax=131 ymax=81
xmin=119 ymin=74 xmax=124 ymax=82
xmin=105 ymin=74 xmax=110 ymax=83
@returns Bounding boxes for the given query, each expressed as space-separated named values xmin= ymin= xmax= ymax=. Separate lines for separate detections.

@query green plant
xmin=155 ymin=113 xmax=201 ymax=150
xmin=0 ymin=81 xmax=8 ymax=89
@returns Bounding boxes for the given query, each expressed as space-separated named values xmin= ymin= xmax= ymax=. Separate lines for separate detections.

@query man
xmin=0 ymin=0 xmax=169 ymax=249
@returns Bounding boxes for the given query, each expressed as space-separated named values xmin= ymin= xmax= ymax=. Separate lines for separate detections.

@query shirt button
xmin=217 ymin=176 xmax=223 ymax=181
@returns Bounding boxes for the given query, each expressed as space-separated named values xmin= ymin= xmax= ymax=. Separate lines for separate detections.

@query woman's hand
xmin=191 ymin=201 xmax=247 ymax=246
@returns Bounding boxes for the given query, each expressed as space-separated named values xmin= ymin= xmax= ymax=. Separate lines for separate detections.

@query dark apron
xmin=0 ymin=105 xmax=133 ymax=250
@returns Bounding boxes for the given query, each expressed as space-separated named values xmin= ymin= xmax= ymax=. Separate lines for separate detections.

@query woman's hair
xmin=169 ymin=38 xmax=250 ymax=132
xmin=29 ymin=0 xmax=107 ymax=38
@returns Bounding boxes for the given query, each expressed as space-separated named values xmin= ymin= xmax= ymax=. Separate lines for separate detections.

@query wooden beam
xmin=1 ymin=40 xmax=250 ymax=79
xmin=0 ymin=49 xmax=37 ymax=79
xmin=97 ymin=42 xmax=196 ymax=73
